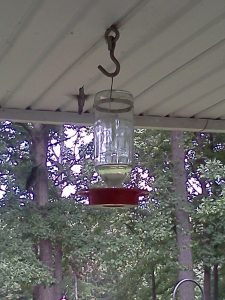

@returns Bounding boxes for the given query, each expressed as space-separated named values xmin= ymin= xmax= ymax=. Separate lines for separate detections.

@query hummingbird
xmin=76 ymin=86 xmax=89 ymax=114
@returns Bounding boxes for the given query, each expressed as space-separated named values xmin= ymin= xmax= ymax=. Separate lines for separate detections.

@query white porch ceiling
xmin=1 ymin=0 xmax=225 ymax=131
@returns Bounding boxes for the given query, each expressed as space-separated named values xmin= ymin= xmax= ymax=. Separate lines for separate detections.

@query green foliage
xmin=2 ymin=122 xmax=225 ymax=299
xmin=193 ymin=159 xmax=225 ymax=267
xmin=0 ymin=206 xmax=53 ymax=299
xmin=0 ymin=124 xmax=181 ymax=299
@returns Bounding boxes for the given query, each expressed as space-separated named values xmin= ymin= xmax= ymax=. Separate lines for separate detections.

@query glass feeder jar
xmin=94 ymin=90 xmax=133 ymax=187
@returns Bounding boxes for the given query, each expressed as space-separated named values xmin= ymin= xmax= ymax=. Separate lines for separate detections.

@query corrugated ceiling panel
xmin=138 ymin=39 xmax=225 ymax=115
xmin=3 ymin=0 xmax=95 ymax=109
xmin=195 ymin=100 xmax=225 ymax=119
xmin=0 ymin=0 xmax=225 ymax=127
xmin=0 ymin=0 xmax=39 ymax=59
xmin=65 ymin=0 xmax=196 ymax=112
xmin=146 ymin=41 xmax=225 ymax=116
xmin=174 ymin=82 xmax=225 ymax=118
xmin=166 ymin=68 xmax=225 ymax=117
xmin=132 ymin=0 xmax=225 ymax=114
xmin=5 ymin=0 xmax=140 ymax=110
xmin=0 ymin=0 xmax=97 ymax=106
xmin=52 ymin=0 xmax=196 ymax=113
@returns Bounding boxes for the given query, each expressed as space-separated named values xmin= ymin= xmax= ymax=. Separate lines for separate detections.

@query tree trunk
xmin=204 ymin=265 xmax=211 ymax=300
xmin=213 ymin=264 xmax=219 ymax=300
xmin=74 ymin=272 xmax=78 ymax=300
xmin=32 ymin=244 xmax=39 ymax=299
xmin=38 ymin=240 xmax=55 ymax=300
xmin=171 ymin=131 xmax=194 ymax=300
xmin=32 ymin=124 xmax=56 ymax=300
xmin=54 ymin=242 xmax=63 ymax=299
xmin=32 ymin=286 xmax=39 ymax=300
xmin=194 ymin=134 xmax=212 ymax=300
xmin=151 ymin=269 xmax=157 ymax=300
xmin=52 ymin=126 xmax=65 ymax=299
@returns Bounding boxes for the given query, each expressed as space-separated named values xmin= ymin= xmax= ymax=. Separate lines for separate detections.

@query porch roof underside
xmin=1 ymin=0 xmax=225 ymax=132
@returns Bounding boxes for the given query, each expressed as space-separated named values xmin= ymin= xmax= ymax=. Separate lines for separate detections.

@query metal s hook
xmin=98 ymin=25 xmax=121 ymax=78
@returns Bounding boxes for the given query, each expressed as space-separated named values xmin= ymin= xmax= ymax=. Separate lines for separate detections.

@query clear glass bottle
xmin=94 ymin=90 xmax=133 ymax=187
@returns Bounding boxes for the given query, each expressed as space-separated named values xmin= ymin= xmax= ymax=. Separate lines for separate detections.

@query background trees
xmin=0 ymin=121 xmax=225 ymax=299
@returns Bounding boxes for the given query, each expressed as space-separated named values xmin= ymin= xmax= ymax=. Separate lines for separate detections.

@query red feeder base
xmin=80 ymin=187 xmax=148 ymax=207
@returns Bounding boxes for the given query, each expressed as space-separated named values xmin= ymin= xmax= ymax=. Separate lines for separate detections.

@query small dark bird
xmin=25 ymin=164 xmax=40 ymax=191
xmin=76 ymin=86 xmax=89 ymax=115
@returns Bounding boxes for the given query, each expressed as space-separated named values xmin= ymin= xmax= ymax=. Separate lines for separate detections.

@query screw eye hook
xmin=98 ymin=25 xmax=121 ymax=78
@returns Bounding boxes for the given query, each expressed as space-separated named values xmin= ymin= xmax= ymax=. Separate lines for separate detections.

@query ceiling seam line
xmin=152 ymin=64 xmax=225 ymax=116
xmin=172 ymin=82 xmax=225 ymax=116
xmin=195 ymin=97 xmax=225 ymax=118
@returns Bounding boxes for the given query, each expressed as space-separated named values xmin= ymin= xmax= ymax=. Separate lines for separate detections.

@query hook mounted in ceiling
xmin=98 ymin=25 xmax=121 ymax=78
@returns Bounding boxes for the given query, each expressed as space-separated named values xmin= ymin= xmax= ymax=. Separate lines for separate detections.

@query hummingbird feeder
xmin=82 ymin=25 xmax=148 ymax=207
